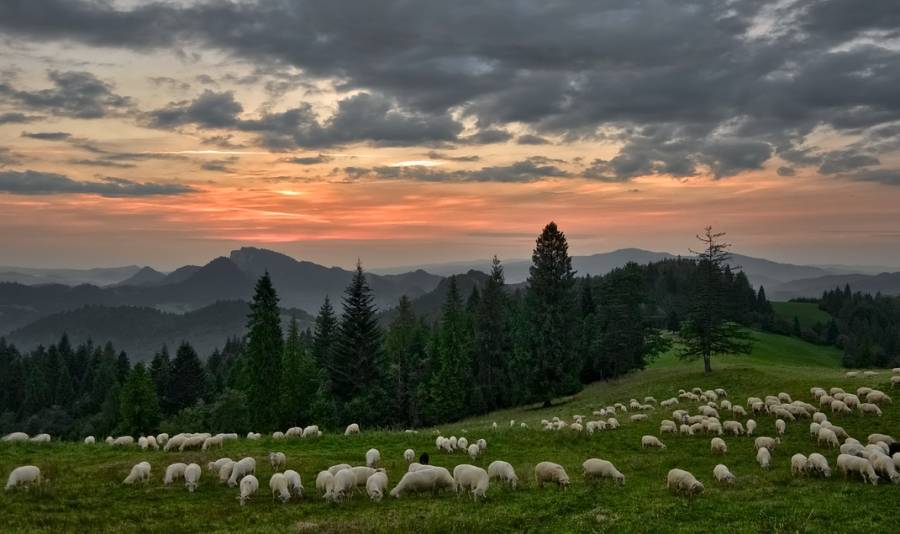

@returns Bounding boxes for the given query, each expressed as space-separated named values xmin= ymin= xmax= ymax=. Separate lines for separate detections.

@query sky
xmin=2 ymin=0 xmax=900 ymax=271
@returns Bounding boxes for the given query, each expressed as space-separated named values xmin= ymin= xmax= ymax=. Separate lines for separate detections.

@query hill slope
xmin=771 ymin=271 xmax=900 ymax=300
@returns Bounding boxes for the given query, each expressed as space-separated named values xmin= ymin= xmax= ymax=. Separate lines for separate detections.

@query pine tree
xmin=149 ymin=345 xmax=172 ymax=414
xmin=310 ymin=296 xmax=339 ymax=426
xmin=429 ymin=276 xmax=472 ymax=421
xmin=168 ymin=342 xmax=207 ymax=412
xmin=679 ymin=227 xmax=752 ymax=372
xmin=119 ymin=362 xmax=161 ymax=435
xmin=245 ymin=271 xmax=284 ymax=430
xmin=384 ymin=296 xmax=429 ymax=426
xmin=473 ymin=256 xmax=513 ymax=412
xmin=524 ymin=222 xmax=580 ymax=406
xmin=280 ymin=316 xmax=319 ymax=426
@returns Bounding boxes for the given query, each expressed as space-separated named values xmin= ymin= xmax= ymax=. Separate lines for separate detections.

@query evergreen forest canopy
xmin=1 ymin=223 xmax=779 ymax=438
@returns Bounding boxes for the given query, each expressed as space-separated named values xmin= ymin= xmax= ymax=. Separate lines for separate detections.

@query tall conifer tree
xmin=245 ymin=272 xmax=283 ymax=429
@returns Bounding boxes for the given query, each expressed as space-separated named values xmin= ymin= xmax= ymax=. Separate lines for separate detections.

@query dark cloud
xmin=849 ymin=168 xmax=900 ymax=186
xmin=342 ymin=157 xmax=569 ymax=183
xmin=0 ymin=112 xmax=41 ymax=124
xmin=818 ymin=150 xmax=880 ymax=175
xmin=777 ymin=166 xmax=796 ymax=177
xmin=0 ymin=147 xmax=22 ymax=167
xmin=21 ymin=131 xmax=72 ymax=141
xmin=0 ymin=70 xmax=132 ymax=118
xmin=68 ymin=159 xmax=136 ymax=169
xmin=0 ymin=170 xmax=195 ymax=197
xmin=148 ymin=76 xmax=191 ymax=92
xmin=200 ymin=157 xmax=239 ymax=172
xmin=145 ymin=90 xmax=242 ymax=129
xmin=3 ymin=1 xmax=900 ymax=180
xmin=285 ymin=154 xmax=332 ymax=165
xmin=516 ymin=134 xmax=551 ymax=145
xmin=425 ymin=150 xmax=480 ymax=162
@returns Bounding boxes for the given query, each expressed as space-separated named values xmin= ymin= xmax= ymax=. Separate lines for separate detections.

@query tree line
xmin=0 ymin=223 xmax=768 ymax=437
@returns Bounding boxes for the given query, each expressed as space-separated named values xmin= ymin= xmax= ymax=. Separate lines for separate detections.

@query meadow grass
xmin=771 ymin=302 xmax=832 ymax=330
xmin=2 ymin=331 xmax=897 ymax=533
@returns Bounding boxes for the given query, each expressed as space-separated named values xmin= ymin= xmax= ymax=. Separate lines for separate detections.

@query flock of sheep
xmin=4 ymin=368 xmax=899 ymax=506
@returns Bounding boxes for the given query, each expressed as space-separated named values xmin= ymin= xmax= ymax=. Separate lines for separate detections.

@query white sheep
xmin=679 ymin=424 xmax=694 ymax=436
xmin=302 ymin=425 xmax=322 ymax=438
xmin=488 ymin=460 xmax=519 ymax=489
xmin=156 ymin=433 xmax=169 ymax=446
xmin=138 ymin=436 xmax=149 ymax=449
xmin=283 ymin=469 xmax=302 ymax=498
xmin=458 ymin=437 xmax=469 ymax=450
xmin=582 ymin=458 xmax=624 ymax=485
xmin=269 ymin=452 xmax=286 ymax=472
xmin=477 ymin=438 xmax=487 ymax=451
xmin=607 ymin=418 xmax=620 ymax=429
xmin=723 ymin=421 xmax=744 ymax=436
xmin=790 ymin=454 xmax=808 ymax=476
xmin=756 ymin=447 xmax=771 ymax=470
xmin=775 ymin=419 xmax=786 ymax=435
xmin=84 ymin=436 xmax=95 ymax=445
xmin=201 ymin=435 xmax=223 ymax=451
xmin=2 ymin=432 xmax=29 ymax=442
xmin=5 ymin=466 xmax=41 ymax=490
xmin=113 ymin=436 xmax=134 ymax=447
xmin=807 ymin=453 xmax=831 ymax=477
xmin=316 ymin=470 xmax=335 ymax=499
xmin=29 ymin=434 xmax=50 ymax=443
xmin=350 ymin=466 xmax=379 ymax=488
xmin=328 ymin=463 xmax=352 ymax=475
xmin=238 ymin=475 xmax=259 ymax=506
xmin=837 ymin=454 xmax=878 ymax=485
xmin=713 ymin=464 xmax=735 ymax=484
xmin=865 ymin=390 xmax=892 ymax=404
xmin=404 ymin=448 xmax=415 ymax=463
xmin=269 ymin=473 xmax=290 ymax=502
xmin=285 ymin=426 xmax=302 ymax=438
xmin=641 ymin=435 xmax=666 ymax=449
xmin=272 ymin=431 xmax=285 ymax=440
xmin=228 ymin=457 xmax=256 ymax=487
xmin=332 ymin=469 xmax=356 ymax=502
xmin=389 ymin=467 xmax=456 ymax=498
xmin=366 ymin=448 xmax=381 ymax=468
xmin=345 ymin=423 xmax=360 ymax=436
xmin=184 ymin=463 xmax=201 ymax=492
xmin=871 ymin=454 xmax=900 ymax=484
xmin=123 ymin=462 xmax=151 ymax=484
xmin=453 ymin=464 xmax=490 ymax=501
xmin=659 ymin=420 xmax=677 ymax=434
xmin=667 ymin=468 xmax=704 ymax=496
xmin=535 ymin=462 xmax=570 ymax=489
xmin=710 ymin=437 xmax=727 ymax=454
xmin=812 ymin=412 xmax=827 ymax=424
xmin=817 ymin=428 xmax=839 ymax=448
xmin=893 ymin=453 xmax=900 ymax=470
xmin=867 ymin=433 xmax=895 ymax=445
xmin=467 ymin=443 xmax=480 ymax=461
xmin=366 ymin=470 xmax=389 ymax=502
xmin=830 ymin=399 xmax=851 ymax=414
xmin=207 ymin=457 xmax=233 ymax=474
xmin=859 ymin=403 xmax=882 ymax=416
xmin=746 ymin=419 xmax=757 ymax=436
xmin=217 ymin=461 xmax=236 ymax=484
xmin=630 ymin=414 xmax=648 ymax=422
xmin=164 ymin=463 xmax=187 ymax=485
xmin=449 ymin=436 xmax=459 ymax=449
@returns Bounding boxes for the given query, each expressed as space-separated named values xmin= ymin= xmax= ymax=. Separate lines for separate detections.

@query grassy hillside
xmin=772 ymin=301 xmax=831 ymax=330
xmin=2 ymin=331 xmax=897 ymax=533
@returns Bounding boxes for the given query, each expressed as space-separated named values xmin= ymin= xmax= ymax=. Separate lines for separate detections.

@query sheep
xmin=5 ymin=466 xmax=41 ymax=490
xmin=345 ymin=423 xmax=360 ymax=436
xmin=746 ymin=419 xmax=757 ymax=436
xmin=328 ymin=463 xmax=352 ymax=475
xmin=316 ymin=470 xmax=335 ymax=499
xmin=201 ymin=435 xmax=223 ymax=451
xmin=710 ymin=437 xmax=727 ymax=454
xmin=468 ymin=443 xmax=480 ymax=461
xmin=487 ymin=460 xmax=519 ymax=489
xmin=756 ymin=447 xmax=772 ymax=470
xmin=113 ymin=436 xmax=134 ymax=447
xmin=841 ymin=442 xmax=865 ymax=457
xmin=247 ymin=432 xmax=261 ymax=440
xmin=477 ymin=438 xmax=487 ymax=451
xmin=302 ymin=425 xmax=322 ymax=438
xmin=679 ymin=424 xmax=694 ymax=436
xmin=350 ymin=466 xmax=379 ymax=488
xmin=28 ymin=433 xmax=50 ymax=443
xmin=269 ymin=452 xmax=286 ymax=472
xmin=272 ymin=431 xmax=285 ymax=440
xmin=184 ymin=463 xmax=201 ymax=493
xmin=894 ymin=453 xmax=900 ymax=470
xmin=582 ymin=458 xmax=624 ymax=485
xmin=178 ymin=433 xmax=210 ymax=451
xmin=449 ymin=436 xmax=459 ymax=449
xmin=863 ymin=443 xmax=889 ymax=458
xmin=667 ymin=469 xmax=704 ymax=496
xmin=285 ymin=426 xmax=302 ymax=438
xmin=569 ymin=423 xmax=584 ymax=432
xmin=266 ymin=473 xmax=290 ymax=503
xmin=163 ymin=434 xmax=185 ymax=451
xmin=238 ymin=475 xmax=259 ymax=506
xmin=641 ymin=435 xmax=666 ymax=449
xmin=123 ymin=462 xmax=151 ymax=484
xmin=659 ymin=420 xmax=677 ymax=434
xmin=404 ymin=448 xmax=415 ymax=463
xmin=138 ymin=436 xmax=149 ymax=449
xmin=806 ymin=453 xmax=831 ymax=477
xmin=217 ymin=461 xmax=236 ymax=484
xmin=458 ymin=437 xmax=469 ymax=450
xmin=817 ymin=428 xmax=839 ymax=448
xmin=705 ymin=420 xmax=724 ymax=436
xmin=865 ymin=390 xmax=892 ymax=404
xmin=812 ymin=412 xmax=827 ymax=424
xmin=365 ymin=448 xmax=381 ymax=468
xmin=155 ymin=433 xmax=169 ymax=446
xmin=332 ymin=469 xmax=356 ymax=502
xmin=731 ymin=405 xmax=748 ymax=417
xmin=774 ymin=419 xmax=787 ymax=436
xmin=859 ymin=403 xmax=882 ymax=416
xmin=790 ymin=454 xmax=809 ymax=476
xmin=868 ymin=433 xmax=896 ymax=445
xmin=389 ymin=467 xmax=457 ymax=498
xmin=754 ymin=436 xmax=779 ymax=451
xmin=630 ymin=414 xmax=648 ymax=422
xmin=607 ymin=418 xmax=620 ymax=429
xmin=492 ymin=422 xmax=498 ymax=431
xmin=871 ymin=454 xmax=900 ymax=484
xmin=535 ymin=462 xmax=570 ymax=489
xmin=837 ymin=454 xmax=879 ymax=485
xmin=2 ymin=432 xmax=29 ymax=442
xmin=892 ymin=376 xmax=900 ymax=388
xmin=713 ymin=464 xmax=735 ymax=484
xmin=164 ymin=463 xmax=187 ymax=485
xmin=283 ymin=469 xmax=302 ymax=498
xmin=228 ymin=457 xmax=256 ymax=487
xmin=453 ymin=464 xmax=490 ymax=501
xmin=83 ymin=435 xmax=95 ymax=445
xmin=366 ymin=470 xmax=389 ymax=502
xmin=723 ymin=421 xmax=745 ymax=436
xmin=821 ymin=422 xmax=848 ymax=440
xmin=830 ymin=400 xmax=851 ymax=415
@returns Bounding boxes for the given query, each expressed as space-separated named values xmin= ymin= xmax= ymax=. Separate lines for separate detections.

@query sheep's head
xmin=690 ymin=481 xmax=705 ymax=495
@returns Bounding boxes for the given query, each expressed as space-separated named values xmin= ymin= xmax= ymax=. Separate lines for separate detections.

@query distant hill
xmin=379 ymin=270 xmax=491 ymax=325
xmin=115 ymin=266 xmax=167 ymax=286
xmin=0 ymin=265 xmax=141 ymax=286
xmin=5 ymin=300 xmax=314 ymax=362
xmin=770 ymin=272 xmax=900 ymax=300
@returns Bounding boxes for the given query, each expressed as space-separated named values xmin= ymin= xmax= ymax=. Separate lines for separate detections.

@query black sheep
xmin=419 ymin=452 xmax=430 ymax=465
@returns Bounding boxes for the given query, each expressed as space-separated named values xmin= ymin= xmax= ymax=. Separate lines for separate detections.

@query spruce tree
xmin=524 ymin=222 xmax=580 ymax=406
xmin=245 ymin=271 xmax=284 ymax=430
xmin=280 ymin=316 xmax=319 ymax=426
xmin=168 ymin=342 xmax=207 ymax=412
xmin=473 ymin=256 xmax=513 ymax=412
xmin=429 ymin=276 xmax=472 ymax=421
xmin=119 ymin=362 xmax=161 ymax=435
xmin=384 ymin=296 xmax=429 ymax=426
xmin=310 ymin=296 xmax=340 ymax=426
xmin=149 ymin=346 xmax=172 ymax=414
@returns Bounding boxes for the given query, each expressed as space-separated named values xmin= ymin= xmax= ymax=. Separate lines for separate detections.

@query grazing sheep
xmin=756 ymin=447 xmax=771 ymax=470
xmin=238 ymin=475 xmax=259 ymax=506
xmin=723 ymin=421 xmax=745 ymax=436
xmin=865 ymin=390 xmax=892 ymax=405
xmin=453 ymin=464 xmax=490 ymax=501
xmin=841 ymin=443 xmax=865 ymax=457
xmin=123 ymin=462 xmax=151 ymax=484
xmin=366 ymin=470 xmax=389 ymax=502
xmin=667 ymin=469 xmax=704 ymax=496
xmin=404 ymin=449 xmax=415 ymax=463
xmin=817 ymin=428 xmax=839 ymax=448
xmin=812 ymin=412 xmax=827 ymax=424
xmin=821 ymin=422 xmax=848 ymax=440
xmin=350 ymin=466 xmax=379 ymax=487
xmin=366 ymin=448 xmax=381 ymax=468
xmin=247 ymin=432 xmax=261 ymax=440
xmin=269 ymin=473 xmax=290 ymax=502
xmin=710 ymin=437 xmax=727 ymax=454
xmin=535 ymin=462 xmax=570 ymax=489
xmin=754 ymin=436 xmax=779 ymax=451
xmin=893 ymin=453 xmax=900 ymax=469
xmin=775 ymin=419 xmax=786 ymax=435
xmin=830 ymin=400 xmax=851 ymax=414
xmin=389 ymin=467 xmax=457 ymax=498
xmin=228 ymin=457 xmax=256 ymax=487
xmin=178 ymin=433 xmax=210 ymax=451
xmin=283 ymin=469 xmax=302 ymax=498
xmin=316 ymin=470 xmax=335 ymax=499
xmin=328 ymin=463 xmax=352 ymax=476
xmin=5 ymin=466 xmax=41 ymax=490
xmin=679 ymin=424 xmax=694 ymax=436
xmin=138 ymin=436 xmax=149 ymax=450
xmin=630 ymin=414 xmax=649 ymax=422
xmin=582 ymin=458 xmax=624 ymax=485
xmin=809 ymin=422 xmax=821 ymax=438
xmin=84 ymin=436 xmax=95 ymax=445
xmin=272 ymin=431 xmax=285 ymax=440
xmin=746 ymin=420 xmax=757 ymax=436
xmin=345 ymin=423 xmax=360 ymax=436
xmin=569 ymin=422 xmax=584 ymax=432
xmin=871 ymin=454 xmax=900 ymax=484
xmin=891 ymin=376 xmax=900 ymax=388
xmin=659 ymin=420 xmax=677 ymax=434
xmin=732 ymin=405 xmax=748 ymax=417
xmin=837 ymin=454 xmax=879 ymax=485
xmin=201 ymin=435 xmax=223 ymax=451
xmin=2 ymin=432 xmax=29 ymax=442
xmin=285 ymin=426 xmax=302 ymax=438
xmin=28 ymin=434 xmax=50 ymax=443
xmin=607 ymin=418 xmax=620 ymax=429
xmin=468 ymin=443 xmax=480 ymax=461
xmin=641 ymin=435 xmax=666 ymax=449
xmin=302 ymin=425 xmax=322 ymax=438
xmin=807 ymin=453 xmax=831 ymax=477
xmin=868 ymin=433 xmax=896 ymax=445
xmin=790 ymin=454 xmax=809 ymax=476
xmin=332 ymin=469 xmax=356 ymax=502
xmin=449 ymin=436 xmax=459 ymax=449
xmin=184 ymin=463 xmax=201 ymax=493
xmin=217 ymin=461 xmax=236 ymax=484
xmin=113 ymin=436 xmax=134 ymax=447
xmin=713 ymin=464 xmax=735 ymax=484
xmin=860 ymin=403 xmax=882 ymax=416
xmin=477 ymin=438 xmax=487 ymax=451
xmin=164 ymin=463 xmax=188 ymax=485
xmin=705 ymin=420 xmax=724 ymax=436
xmin=487 ymin=460 xmax=519 ymax=489
xmin=458 ymin=437 xmax=469 ymax=450
xmin=269 ymin=452 xmax=286 ymax=472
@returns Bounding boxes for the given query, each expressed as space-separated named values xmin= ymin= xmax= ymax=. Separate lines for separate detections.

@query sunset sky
xmin=2 ymin=0 xmax=900 ymax=270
